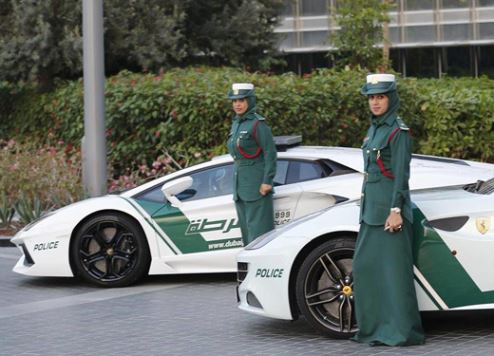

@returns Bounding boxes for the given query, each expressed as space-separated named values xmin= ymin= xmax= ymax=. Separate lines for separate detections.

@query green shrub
xmin=0 ymin=193 xmax=15 ymax=228
xmin=2 ymin=68 xmax=494 ymax=178
xmin=0 ymin=140 xmax=85 ymax=218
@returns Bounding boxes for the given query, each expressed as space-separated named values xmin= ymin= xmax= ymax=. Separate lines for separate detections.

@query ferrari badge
xmin=475 ymin=217 xmax=490 ymax=235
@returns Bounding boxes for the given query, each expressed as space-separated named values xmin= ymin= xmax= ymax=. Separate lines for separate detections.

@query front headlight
xmin=245 ymin=229 xmax=282 ymax=250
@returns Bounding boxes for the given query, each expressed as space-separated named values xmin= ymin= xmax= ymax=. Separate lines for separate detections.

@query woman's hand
xmin=259 ymin=184 xmax=272 ymax=196
xmin=384 ymin=211 xmax=403 ymax=233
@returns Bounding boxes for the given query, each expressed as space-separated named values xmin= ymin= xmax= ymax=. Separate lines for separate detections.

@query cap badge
xmin=233 ymin=89 xmax=239 ymax=95
xmin=476 ymin=217 xmax=490 ymax=235
xmin=370 ymin=77 xmax=379 ymax=84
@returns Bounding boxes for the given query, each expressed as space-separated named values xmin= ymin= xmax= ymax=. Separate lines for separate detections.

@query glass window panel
xmin=478 ymin=0 xmax=494 ymax=6
xmin=282 ymin=0 xmax=295 ymax=16
xmin=479 ymin=23 xmax=494 ymax=40
xmin=286 ymin=161 xmax=325 ymax=184
xmin=442 ymin=24 xmax=471 ymax=41
xmin=405 ymin=25 xmax=436 ymax=42
xmin=301 ymin=0 xmax=328 ymax=15
xmin=389 ymin=49 xmax=404 ymax=73
xmin=302 ymin=31 xmax=328 ymax=46
xmin=444 ymin=46 xmax=471 ymax=76
xmin=136 ymin=185 xmax=166 ymax=203
xmin=279 ymin=32 xmax=298 ymax=49
xmin=404 ymin=47 xmax=437 ymax=77
xmin=479 ymin=46 xmax=494 ymax=78
xmin=442 ymin=0 xmax=469 ymax=8
xmin=405 ymin=0 xmax=434 ymax=11
xmin=183 ymin=165 xmax=233 ymax=201
xmin=273 ymin=160 xmax=289 ymax=186
xmin=390 ymin=27 xmax=401 ymax=44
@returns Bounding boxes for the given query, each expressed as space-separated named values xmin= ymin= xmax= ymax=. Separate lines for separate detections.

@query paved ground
xmin=1 ymin=247 xmax=494 ymax=355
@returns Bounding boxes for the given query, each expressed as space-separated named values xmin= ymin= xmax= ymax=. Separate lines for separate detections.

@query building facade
xmin=276 ymin=0 xmax=494 ymax=77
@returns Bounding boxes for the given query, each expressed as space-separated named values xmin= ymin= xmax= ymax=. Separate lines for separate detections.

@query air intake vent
xmin=20 ymin=244 xmax=35 ymax=266
xmin=237 ymin=262 xmax=248 ymax=283
xmin=428 ymin=216 xmax=469 ymax=232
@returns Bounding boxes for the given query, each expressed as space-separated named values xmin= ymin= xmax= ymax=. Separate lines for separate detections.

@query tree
xmin=0 ymin=0 xmax=285 ymax=84
xmin=0 ymin=0 xmax=82 ymax=87
xmin=181 ymin=0 xmax=285 ymax=70
xmin=103 ymin=0 xmax=187 ymax=74
xmin=330 ymin=0 xmax=392 ymax=71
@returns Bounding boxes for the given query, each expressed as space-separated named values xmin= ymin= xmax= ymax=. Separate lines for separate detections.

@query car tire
xmin=71 ymin=213 xmax=151 ymax=287
xmin=295 ymin=236 xmax=357 ymax=338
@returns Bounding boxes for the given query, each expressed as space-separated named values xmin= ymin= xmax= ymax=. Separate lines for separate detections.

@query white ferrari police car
xmin=237 ymin=177 xmax=494 ymax=338
xmin=11 ymin=139 xmax=494 ymax=287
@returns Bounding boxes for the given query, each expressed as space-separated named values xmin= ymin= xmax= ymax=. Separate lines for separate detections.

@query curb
xmin=0 ymin=236 xmax=15 ymax=247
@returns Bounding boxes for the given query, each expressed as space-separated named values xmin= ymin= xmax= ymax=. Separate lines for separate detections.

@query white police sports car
xmin=11 ymin=140 xmax=494 ymax=287
xmin=236 ymin=178 xmax=494 ymax=338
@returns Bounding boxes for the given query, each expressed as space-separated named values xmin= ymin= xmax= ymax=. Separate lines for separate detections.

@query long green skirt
xmin=235 ymin=195 xmax=274 ymax=246
xmin=352 ymin=222 xmax=425 ymax=346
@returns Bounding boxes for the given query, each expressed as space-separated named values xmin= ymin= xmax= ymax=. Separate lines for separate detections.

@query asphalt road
xmin=1 ymin=247 xmax=494 ymax=356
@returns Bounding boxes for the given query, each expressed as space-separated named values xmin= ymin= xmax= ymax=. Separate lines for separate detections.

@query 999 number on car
xmin=274 ymin=210 xmax=291 ymax=226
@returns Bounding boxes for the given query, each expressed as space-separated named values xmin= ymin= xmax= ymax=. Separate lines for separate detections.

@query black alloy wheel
xmin=295 ymin=237 xmax=357 ymax=338
xmin=71 ymin=213 xmax=150 ymax=287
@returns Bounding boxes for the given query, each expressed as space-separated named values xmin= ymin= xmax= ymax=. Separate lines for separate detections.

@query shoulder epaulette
xmin=396 ymin=117 xmax=409 ymax=130
xmin=255 ymin=113 xmax=266 ymax=121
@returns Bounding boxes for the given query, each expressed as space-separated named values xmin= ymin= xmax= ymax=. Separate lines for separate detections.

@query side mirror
xmin=161 ymin=176 xmax=193 ymax=207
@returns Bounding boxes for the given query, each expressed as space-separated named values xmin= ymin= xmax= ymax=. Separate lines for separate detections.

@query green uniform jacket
xmin=227 ymin=114 xmax=277 ymax=202
xmin=360 ymin=116 xmax=412 ymax=224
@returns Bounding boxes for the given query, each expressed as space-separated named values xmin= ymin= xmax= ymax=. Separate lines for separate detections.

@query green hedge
xmin=2 ymin=68 xmax=494 ymax=175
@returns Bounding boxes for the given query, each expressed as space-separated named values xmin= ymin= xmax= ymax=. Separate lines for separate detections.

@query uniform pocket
xmin=237 ymin=160 xmax=255 ymax=166
xmin=366 ymin=172 xmax=381 ymax=183
xmin=238 ymin=163 xmax=264 ymax=189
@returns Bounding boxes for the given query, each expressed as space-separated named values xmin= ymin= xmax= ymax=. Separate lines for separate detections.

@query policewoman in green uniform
xmin=352 ymin=74 xmax=425 ymax=346
xmin=226 ymin=83 xmax=277 ymax=246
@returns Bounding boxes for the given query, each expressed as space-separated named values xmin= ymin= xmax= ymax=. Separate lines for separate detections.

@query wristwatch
xmin=390 ymin=207 xmax=401 ymax=214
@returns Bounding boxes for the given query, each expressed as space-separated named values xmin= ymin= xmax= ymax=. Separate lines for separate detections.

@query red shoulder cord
xmin=375 ymin=127 xmax=401 ymax=179
xmin=237 ymin=120 xmax=262 ymax=159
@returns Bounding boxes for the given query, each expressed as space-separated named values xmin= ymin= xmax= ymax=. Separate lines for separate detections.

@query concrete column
xmin=82 ymin=0 xmax=107 ymax=197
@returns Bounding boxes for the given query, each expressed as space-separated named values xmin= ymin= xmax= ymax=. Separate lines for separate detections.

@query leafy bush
xmin=108 ymin=151 xmax=183 ymax=193
xmin=0 ymin=140 xmax=85 ymax=219
xmin=0 ymin=139 xmax=188 ymax=228
xmin=0 ymin=193 xmax=15 ymax=228
xmin=2 ymin=68 xmax=494 ymax=179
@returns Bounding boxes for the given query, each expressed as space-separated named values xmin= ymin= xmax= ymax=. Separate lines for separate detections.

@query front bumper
xmin=11 ymin=230 xmax=73 ymax=277
xmin=236 ymin=237 xmax=305 ymax=321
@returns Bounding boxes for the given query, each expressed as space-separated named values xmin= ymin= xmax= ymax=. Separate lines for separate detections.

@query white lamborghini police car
xmin=11 ymin=138 xmax=494 ymax=287
xmin=236 ymin=178 xmax=494 ymax=338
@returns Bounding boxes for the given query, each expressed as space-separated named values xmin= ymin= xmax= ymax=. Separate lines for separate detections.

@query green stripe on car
xmin=412 ymin=206 xmax=494 ymax=308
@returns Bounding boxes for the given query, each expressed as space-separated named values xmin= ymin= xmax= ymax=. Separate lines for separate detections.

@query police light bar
xmin=274 ymin=135 xmax=302 ymax=151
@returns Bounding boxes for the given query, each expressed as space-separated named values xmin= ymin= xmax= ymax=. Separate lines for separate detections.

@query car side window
xmin=273 ymin=160 xmax=289 ymax=186
xmin=178 ymin=164 xmax=233 ymax=201
xmin=286 ymin=160 xmax=326 ymax=184
xmin=135 ymin=164 xmax=234 ymax=203
xmin=135 ymin=184 xmax=166 ymax=203
xmin=321 ymin=159 xmax=356 ymax=177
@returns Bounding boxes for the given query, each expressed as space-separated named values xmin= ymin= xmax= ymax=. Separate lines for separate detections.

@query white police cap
xmin=232 ymin=83 xmax=254 ymax=91
xmin=361 ymin=73 xmax=397 ymax=95
xmin=228 ymin=83 xmax=255 ymax=99
xmin=366 ymin=74 xmax=395 ymax=84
